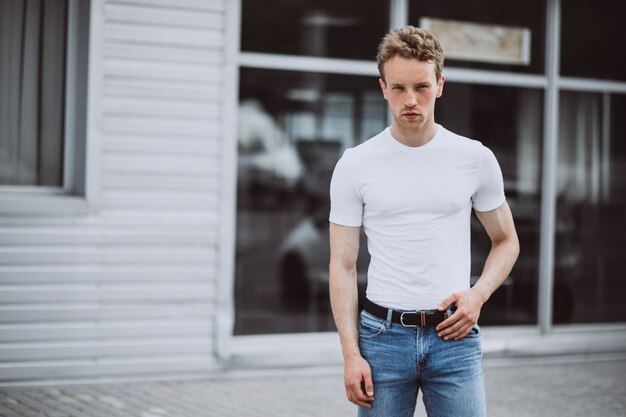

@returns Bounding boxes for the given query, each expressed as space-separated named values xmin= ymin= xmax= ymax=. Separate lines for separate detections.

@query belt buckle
xmin=400 ymin=311 xmax=426 ymax=328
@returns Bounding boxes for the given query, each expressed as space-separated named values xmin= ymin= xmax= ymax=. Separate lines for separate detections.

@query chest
xmin=360 ymin=155 xmax=476 ymax=218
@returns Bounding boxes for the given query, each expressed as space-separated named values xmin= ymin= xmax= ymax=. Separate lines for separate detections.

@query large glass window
xmin=234 ymin=1 xmax=626 ymax=336
xmin=235 ymin=69 xmax=386 ymax=335
xmin=241 ymin=0 xmax=390 ymax=60
xmin=437 ymin=84 xmax=544 ymax=325
xmin=556 ymin=92 xmax=626 ymax=323
xmin=561 ymin=0 xmax=626 ymax=81
xmin=409 ymin=0 xmax=546 ymax=74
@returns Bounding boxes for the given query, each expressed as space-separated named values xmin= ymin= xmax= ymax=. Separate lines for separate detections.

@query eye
xmin=393 ymin=86 xmax=404 ymax=91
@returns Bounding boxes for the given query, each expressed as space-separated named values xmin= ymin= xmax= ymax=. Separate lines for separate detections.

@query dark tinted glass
xmin=409 ymin=0 xmax=546 ymax=74
xmin=561 ymin=0 xmax=626 ymax=81
xmin=235 ymin=68 xmax=386 ymax=335
xmin=241 ymin=0 xmax=390 ymax=60
xmin=556 ymin=92 xmax=626 ymax=323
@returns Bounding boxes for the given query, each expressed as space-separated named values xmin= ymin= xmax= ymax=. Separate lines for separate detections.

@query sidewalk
xmin=1 ymin=354 xmax=625 ymax=417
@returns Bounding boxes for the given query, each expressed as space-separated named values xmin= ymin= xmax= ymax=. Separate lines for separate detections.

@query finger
xmin=449 ymin=324 xmax=473 ymax=340
xmin=347 ymin=380 xmax=372 ymax=403
xmin=437 ymin=293 xmax=458 ymax=311
xmin=347 ymin=385 xmax=373 ymax=408
xmin=436 ymin=308 xmax=462 ymax=331
xmin=438 ymin=319 xmax=465 ymax=338
xmin=449 ymin=327 xmax=471 ymax=340
xmin=363 ymin=370 xmax=374 ymax=397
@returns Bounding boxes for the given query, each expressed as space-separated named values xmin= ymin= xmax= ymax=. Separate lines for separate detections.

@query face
xmin=379 ymin=56 xmax=444 ymax=134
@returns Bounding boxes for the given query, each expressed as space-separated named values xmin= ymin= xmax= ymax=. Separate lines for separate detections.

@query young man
xmin=329 ymin=26 xmax=519 ymax=417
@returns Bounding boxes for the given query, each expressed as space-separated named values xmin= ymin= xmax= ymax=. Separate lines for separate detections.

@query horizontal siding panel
xmin=104 ymin=78 xmax=221 ymax=101
xmin=0 ymin=303 xmax=212 ymax=323
xmin=104 ymin=59 xmax=221 ymax=83
xmin=102 ymin=118 xmax=221 ymax=135
xmin=100 ymin=191 xmax=219 ymax=210
xmin=0 ymin=319 xmax=212 ymax=343
xmin=0 ymin=227 xmax=214 ymax=246
xmin=0 ymin=337 xmax=211 ymax=362
xmin=102 ymin=136 xmax=220 ymax=157
xmin=103 ymin=97 xmax=221 ymax=120
xmin=107 ymin=0 xmax=223 ymax=12
xmin=0 ymin=283 xmax=214 ymax=304
xmin=105 ymin=22 xmax=223 ymax=48
xmin=0 ymin=355 xmax=219 ymax=383
xmin=102 ymin=174 xmax=220 ymax=192
xmin=0 ymin=265 xmax=214 ymax=284
xmin=105 ymin=42 xmax=223 ymax=65
xmin=105 ymin=3 xmax=223 ymax=29
xmin=98 ymin=210 xmax=219 ymax=227
xmin=0 ymin=247 xmax=216 ymax=266
xmin=102 ymin=154 xmax=219 ymax=175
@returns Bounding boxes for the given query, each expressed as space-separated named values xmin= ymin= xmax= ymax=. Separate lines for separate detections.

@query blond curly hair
xmin=377 ymin=26 xmax=444 ymax=82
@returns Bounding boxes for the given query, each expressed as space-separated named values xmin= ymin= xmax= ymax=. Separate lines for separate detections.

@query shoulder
xmin=440 ymin=126 xmax=483 ymax=150
xmin=438 ymin=126 xmax=495 ymax=159
xmin=338 ymin=129 xmax=389 ymax=164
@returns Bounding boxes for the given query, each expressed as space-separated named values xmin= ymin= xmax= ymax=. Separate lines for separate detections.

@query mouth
xmin=402 ymin=112 xmax=419 ymax=119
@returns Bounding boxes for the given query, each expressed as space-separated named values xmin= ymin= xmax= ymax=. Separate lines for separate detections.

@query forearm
xmin=472 ymin=236 xmax=520 ymax=304
xmin=329 ymin=263 xmax=360 ymax=359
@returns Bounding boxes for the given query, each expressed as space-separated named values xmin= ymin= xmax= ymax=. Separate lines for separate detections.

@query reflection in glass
xmin=235 ymin=69 xmax=386 ymax=335
xmin=235 ymin=74 xmax=548 ymax=334
xmin=438 ymin=84 xmax=544 ymax=325
xmin=409 ymin=0 xmax=545 ymax=74
xmin=557 ymin=92 xmax=626 ymax=323
xmin=241 ymin=0 xmax=390 ymax=60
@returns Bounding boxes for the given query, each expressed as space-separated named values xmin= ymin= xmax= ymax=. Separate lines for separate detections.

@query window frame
xmin=218 ymin=0 xmax=626 ymax=362
xmin=0 ymin=0 xmax=92 ymax=217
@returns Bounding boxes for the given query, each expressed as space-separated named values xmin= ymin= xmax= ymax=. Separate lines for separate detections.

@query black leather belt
xmin=363 ymin=298 xmax=450 ymax=328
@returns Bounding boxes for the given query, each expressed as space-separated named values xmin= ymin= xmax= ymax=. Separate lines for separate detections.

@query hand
xmin=436 ymin=288 xmax=485 ymax=340
xmin=343 ymin=354 xmax=374 ymax=408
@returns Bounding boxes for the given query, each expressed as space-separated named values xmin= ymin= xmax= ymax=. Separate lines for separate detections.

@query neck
xmin=390 ymin=120 xmax=438 ymax=148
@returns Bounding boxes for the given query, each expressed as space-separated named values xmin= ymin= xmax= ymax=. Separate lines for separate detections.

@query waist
xmin=363 ymin=298 xmax=452 ymax=328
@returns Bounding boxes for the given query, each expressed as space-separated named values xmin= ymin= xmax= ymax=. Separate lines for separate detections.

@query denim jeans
xmin=358 ymin=309 xmax=486 ymax=417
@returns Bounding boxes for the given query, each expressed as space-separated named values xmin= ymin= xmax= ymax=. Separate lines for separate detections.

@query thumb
xmin=438 ymin=293 xmax=458 ymax=311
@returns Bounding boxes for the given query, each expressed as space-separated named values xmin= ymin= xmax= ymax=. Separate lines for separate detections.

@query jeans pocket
xmin=358 ymin=310 xmax=386 ymax=340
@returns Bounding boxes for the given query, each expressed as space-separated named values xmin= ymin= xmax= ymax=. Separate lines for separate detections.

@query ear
xmin=436 ymin=74 xmax=445 ymax=98
xmin=379 ymin=78 xmax=388 ymax=100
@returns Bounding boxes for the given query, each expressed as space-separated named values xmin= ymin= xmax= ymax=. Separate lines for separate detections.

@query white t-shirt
xmin=329 ymin=125 xmax=505 ymax=310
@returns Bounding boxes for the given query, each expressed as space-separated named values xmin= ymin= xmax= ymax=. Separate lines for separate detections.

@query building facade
xmin=0 ymin=0 xmax=625 ymax=383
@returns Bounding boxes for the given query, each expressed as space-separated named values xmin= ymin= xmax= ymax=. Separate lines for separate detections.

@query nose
xmin=404 ymin=91 xmax=417 ymax=108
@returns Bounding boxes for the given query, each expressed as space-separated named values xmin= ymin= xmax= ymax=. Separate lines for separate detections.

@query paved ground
xmin=0 ymin=355 xmax=625 ymax=417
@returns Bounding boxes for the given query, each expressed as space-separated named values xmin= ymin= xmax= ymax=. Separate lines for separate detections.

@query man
xmin=329 ymin=26 xmax=519 ymax=417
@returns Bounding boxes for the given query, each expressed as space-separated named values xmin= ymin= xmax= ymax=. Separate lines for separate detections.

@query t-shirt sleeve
xmin=329 ymin=149 xmax=363 ymax=227
xmin=472 ymin=146 xmax=506 ymax=212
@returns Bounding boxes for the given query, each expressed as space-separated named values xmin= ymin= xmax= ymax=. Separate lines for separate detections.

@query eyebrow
xmin=390 ymin=82 xmax=431 ymax=87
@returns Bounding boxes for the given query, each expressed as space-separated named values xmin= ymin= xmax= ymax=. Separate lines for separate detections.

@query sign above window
xmin=421 ymin=17 xmax=531 ymax=66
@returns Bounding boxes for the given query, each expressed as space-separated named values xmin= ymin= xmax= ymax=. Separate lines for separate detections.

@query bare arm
xmin=329 ymin=222 xmax=374 ymax=409
xmin=437 ymin=201 xmax=520 ymax=340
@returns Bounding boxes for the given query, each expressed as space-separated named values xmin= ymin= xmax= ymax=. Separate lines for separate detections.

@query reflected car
xmin=278 ymin=207 xmax=369 ymax=312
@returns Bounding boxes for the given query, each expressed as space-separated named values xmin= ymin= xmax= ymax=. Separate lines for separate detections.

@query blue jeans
xmin=358 ymin=309 xmax=486 ymax=417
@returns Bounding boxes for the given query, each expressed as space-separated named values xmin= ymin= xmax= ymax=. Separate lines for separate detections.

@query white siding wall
xmin=0 ymin=0 xmax=229 ymax=383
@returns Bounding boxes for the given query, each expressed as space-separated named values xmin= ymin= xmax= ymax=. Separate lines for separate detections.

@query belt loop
xmin=385 ymin=307 xmax=393 ymax=327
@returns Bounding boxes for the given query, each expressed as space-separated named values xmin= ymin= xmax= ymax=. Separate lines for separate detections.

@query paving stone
xmin=0 ymin=357 xmax=624 ymax=417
